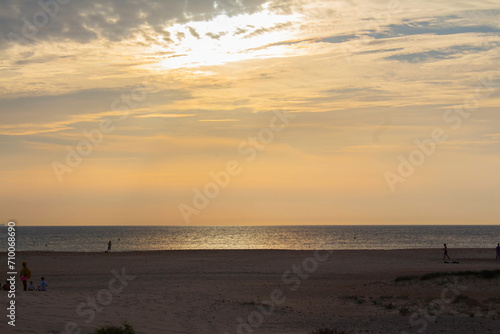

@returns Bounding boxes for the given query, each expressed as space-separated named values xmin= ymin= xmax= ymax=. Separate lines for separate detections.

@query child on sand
xmin=28 ymin=281 xmax=35 ymax=291
xmin=37 ymin=277 xmax=48 ymax=291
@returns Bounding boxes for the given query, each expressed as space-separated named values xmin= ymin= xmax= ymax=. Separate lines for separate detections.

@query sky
xmin=0 ymin=0 xmax=499 ymax=226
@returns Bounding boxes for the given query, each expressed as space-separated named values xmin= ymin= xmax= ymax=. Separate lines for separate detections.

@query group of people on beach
xmin=2 ymin=262 xmax=48 ymax=292
xmin=443 ymin=243 xmax=500 ymax=261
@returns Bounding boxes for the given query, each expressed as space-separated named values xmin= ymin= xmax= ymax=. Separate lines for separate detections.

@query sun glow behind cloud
xmin=152 ymin=8 xmax=303 ymax=69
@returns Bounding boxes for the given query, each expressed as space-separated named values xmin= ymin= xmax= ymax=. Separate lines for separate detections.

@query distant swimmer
xmin=443 ymin=243 xmax=451 ymax=261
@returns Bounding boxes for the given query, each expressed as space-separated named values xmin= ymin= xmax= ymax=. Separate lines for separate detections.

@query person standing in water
xmin=107 ymin=240 xmax=112 ymax=252
xmin=443 ymin=243 xmax=451 ymax=261
xmin=20 ymin=262 xmax=31 ymax=291
xmin=496 ymin=243 xmax=500 ymax=260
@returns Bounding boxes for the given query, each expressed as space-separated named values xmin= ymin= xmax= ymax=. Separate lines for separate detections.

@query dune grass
xmin=94 ymin=322 xmax=135 ymax=334
xmin=309 ymin=329 xmax=348 ymax=334
xmin=395 ymin=269 xmax=500 ymax=282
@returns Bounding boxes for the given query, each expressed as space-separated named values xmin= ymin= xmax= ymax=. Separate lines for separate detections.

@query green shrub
xmin=452 ymin=295 xmax=479 ymax=307
xmin=399 ymin=306 xmax=410 ymax=316
xmin=309 ymin=328 xmax=348 ymax=334
xmin=420 ymin=269 xmax=500 ymax=281
xmin=395 ymin=269 xmax=500 ymax=283
xmin=94 ymin=322 xmax=135 ymax=334
xmin=395 ymin=275 xmax=416 ymax=283
xmin=384 ymin=302 xmax=397 ymax=310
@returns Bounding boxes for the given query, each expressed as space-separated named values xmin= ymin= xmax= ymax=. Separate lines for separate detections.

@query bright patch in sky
xmin=154 ymin=9 xmax=303 ymax=69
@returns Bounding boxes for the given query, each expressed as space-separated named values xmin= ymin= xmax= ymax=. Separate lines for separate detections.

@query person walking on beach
xmin=496 ymin=243 xmax=500 ymax=260
xmin=443 ymin=243 xmax=451 ymax=261
xmin=107 ymin=240 xmax=112 ymax=253
xmin=20 ymin=262 xmax=31 ymax=291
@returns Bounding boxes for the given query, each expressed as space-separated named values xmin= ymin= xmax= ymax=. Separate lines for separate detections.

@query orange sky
xmin=1 ymin=0 xmax=499 ymax=225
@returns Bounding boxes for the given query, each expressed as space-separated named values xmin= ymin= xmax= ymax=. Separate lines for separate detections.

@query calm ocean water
xmin=1 ymin=225 xmax=499 ymax=252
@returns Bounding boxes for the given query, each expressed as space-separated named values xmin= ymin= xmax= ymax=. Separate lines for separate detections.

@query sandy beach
xmin=1 ymin=249 xmax=499 ymax=334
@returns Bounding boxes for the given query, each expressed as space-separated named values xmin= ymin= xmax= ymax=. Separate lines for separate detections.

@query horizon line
xmin=4 ymin=224 xmax=500 ymax=227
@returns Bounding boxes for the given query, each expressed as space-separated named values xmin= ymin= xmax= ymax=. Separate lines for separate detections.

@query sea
xmin=1 ymin=225 xmax=499 ymax=252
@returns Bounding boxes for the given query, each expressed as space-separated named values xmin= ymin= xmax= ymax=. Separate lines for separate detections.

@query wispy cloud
xmin=198 ymin=119 xmax=240 ymax=122
xmin=135 ymin=113 xmax=196 ymax=119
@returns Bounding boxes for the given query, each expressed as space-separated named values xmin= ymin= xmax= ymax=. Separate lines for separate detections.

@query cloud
xmin=135 ymin=113 xmax=195 ymax=119
xmin=244 ymin=21 xmax=293 ymax=39
xmin=14 ymin=54 xmax=75 ymax=66
xmin=198 ymin=119 xmax=239 ymax=122
xmin=484 ymin=133 xmax=500 ymax=140
xmin=206 ymin=32 xmax=226 ymax=40
xmin=187 ymin=26 xmax=201 ymax=39
xmin=243 ymin=37 xmax=315 ymax=52
xmin=234 ymin=27 xmax=247 ymax=35
xmin=386 ymin=43 xmax=500 ymax=63
xmin=0 ymin=0 xmax=271 ymax=48
xmin=0 ymin=87 xmax=192 ymax=130
xmin=176 ymin=31 xmax=186 ymax=40
xmin=371 ymin=19 xmax=500 ymax=40
xmin=320 ymin=35 xmax=357 ymax=44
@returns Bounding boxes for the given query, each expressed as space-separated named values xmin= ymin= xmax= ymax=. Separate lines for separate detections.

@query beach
xmin=1 ymin=249 xmax=499 ymax=334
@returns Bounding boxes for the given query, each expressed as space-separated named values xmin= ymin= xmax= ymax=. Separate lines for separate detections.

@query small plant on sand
xmin=345 ymin=295 xmax=365 ymax=304
xmin=395 ymin=275 xmax=416 ymax=283
xmin=384 ymin=302 xmax=397 ymax=310
xmin=395 ymin=269 xmax=500 ymax=283
xmin=399 ymin=306 xmax=410 ymax=316
xmin=94 ymin=322 xmax=135 ymax=334
xmin=241 ymin=300 xmax=258 ymax=305
xmin=420 ymin=269 xmax=500 ymax=281
xmin=309 ymin=328 xmax=348 ymax=334
xmin=484 ymin=297 xmax=500 ymax=304
xmin=452 ymin=295 xmax=479 ymax=307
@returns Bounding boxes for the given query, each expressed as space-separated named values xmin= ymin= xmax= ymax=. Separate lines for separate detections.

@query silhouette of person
xmin=496 ymin=243 xmax=500 ymax=260
xmin=443 ymin=243 xmax=451 ymax=261
xmin=107 ymin=240 xmax=112 ymax=252
xmin=20 ymin=262 xmax=31 ymax=291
